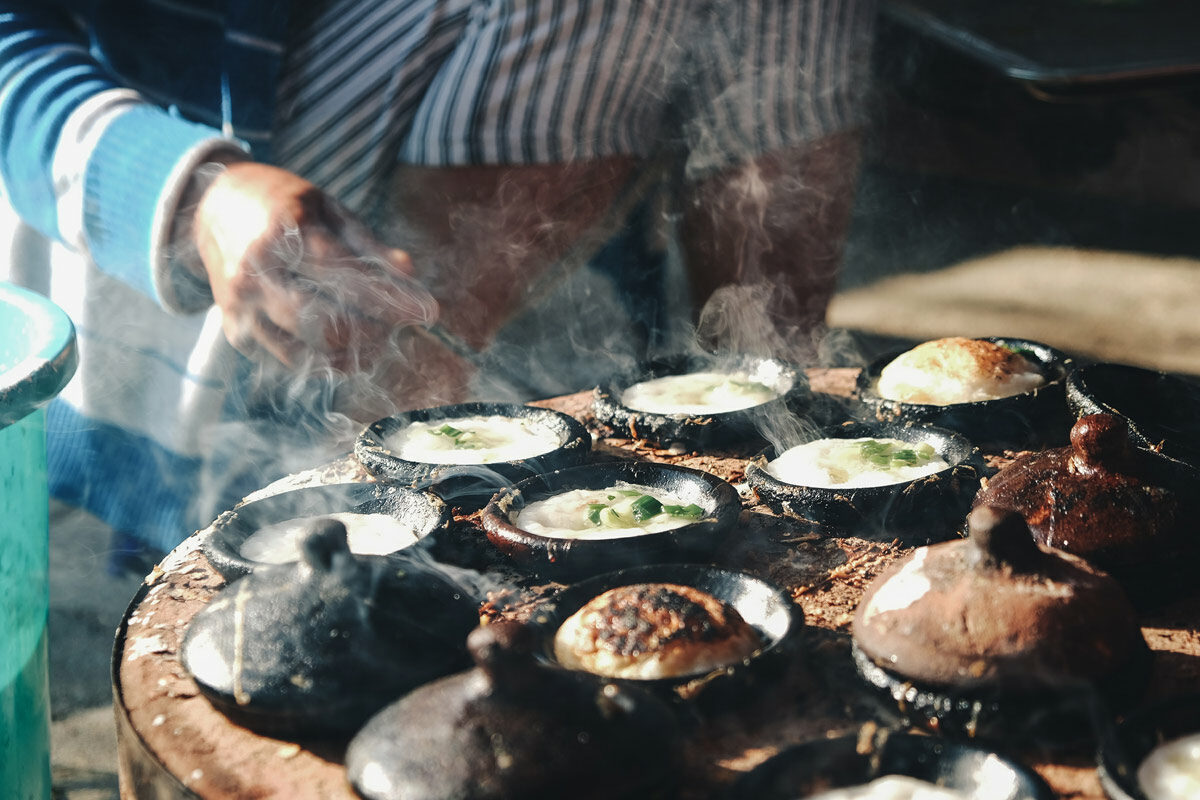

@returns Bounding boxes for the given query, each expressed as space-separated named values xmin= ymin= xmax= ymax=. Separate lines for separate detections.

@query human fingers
xmin=296 ymin=200 xmax=439 ymax=327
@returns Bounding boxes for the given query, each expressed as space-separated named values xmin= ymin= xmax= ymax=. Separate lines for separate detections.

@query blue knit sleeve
xmin=0 ymin=4 xmax=246 ymax=311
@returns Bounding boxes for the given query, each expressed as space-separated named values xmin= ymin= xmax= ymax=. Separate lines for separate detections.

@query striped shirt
xmin=0 ymin=0 xmax=876 ymax=553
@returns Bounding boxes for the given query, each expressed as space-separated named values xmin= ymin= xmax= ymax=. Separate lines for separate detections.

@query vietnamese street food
xmin=515 ymin=481 xmax=707 ymax=540
xmin=554 ymin=582 xmax=763 ymax=679
xmin=1138 ymin=732 xmax=1200 ymax=800
xmin=620 ymin=371 xmax=782 ymax=415
xmin=238 ymin=512 xmax=422 ymax=564
xmin=765 ymin=437 xmax=950 ymax=489
xmin=384 ymin=414 xmax=564 ymax=464
xmin=876 ymin=337 xmax=1045 ymax=406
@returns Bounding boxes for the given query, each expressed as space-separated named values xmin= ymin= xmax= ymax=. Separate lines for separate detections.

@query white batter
xmin=514 ymin=481 xmax=705 ymax=540
xmin=806 ymin=775 xmax=970 ymax=800
xmin=1139 ymin=731 xmax=1200 ymax=800
xmin=620 ymin=371 xmax=783 ymax=415
xmin=238 ymin=512 xmax=421 ymax=564
xmin=385 ymin=415 xmax=563 ymax=464
xmin=765 ymin=437 xmax=949 ymax=489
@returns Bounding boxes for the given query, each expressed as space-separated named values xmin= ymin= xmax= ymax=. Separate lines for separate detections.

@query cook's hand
xmin=189 ymin=162 xmax=439 ymax=374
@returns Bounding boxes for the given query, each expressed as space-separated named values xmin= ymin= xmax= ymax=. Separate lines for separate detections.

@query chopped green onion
xmin=433 ymin=423 xmax=465 ymax=437
xmin=917 ymin=443 xmax=936 ymax=459
xmin=586 ymin=504 xmax=607 ymax=525
xmin=630 ymin=494 xmax=664 ymax=521
xmin=662 ymin=503 xmax=705 ymax=519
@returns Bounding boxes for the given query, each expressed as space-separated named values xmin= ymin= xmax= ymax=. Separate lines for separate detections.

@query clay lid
xmin=344 ymin=620 xmax=683 ymax=800
xmin=181 ymin=518 xmax=480 ymax=736
xmin=972 ymin=413 xmax=1192 ymax=564
xmin=852 ymin=505 xmax=1145 ymax=690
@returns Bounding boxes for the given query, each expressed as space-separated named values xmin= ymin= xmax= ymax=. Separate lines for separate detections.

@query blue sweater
xmin=0 ymin=1 xmax=286 ymax=306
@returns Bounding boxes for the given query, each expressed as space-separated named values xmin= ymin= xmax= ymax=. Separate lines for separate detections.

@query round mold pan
xmin=354 ymin=402 xmax=591 ymax=506
xmin=528 ymin=563 xmax=803 ymax=709
xmin=591 ymin=354 xmax=810 ymax=451
xmin=198 ymin=481 xmax=450 ymax=582
xmin=745 ymin=421 xmax=986 ymax=544
xmin=1067 ymin=362 xmax=1200 ymax=473
xmin=725 ymin=730 xmax=1055 ymax=800
xmin=850 ymin=637 xmax=1153 ymax=751
xmin=480 ymin=460 xmax=741 ymax=581
xmin=854 ymin=337 xmax=1075 ymax=449
xmin=1098 ymin=693 xmax=1200 ymax=800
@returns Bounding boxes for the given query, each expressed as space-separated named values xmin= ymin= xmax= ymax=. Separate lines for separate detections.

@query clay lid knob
xmin=294 ymin=517 xmax=353 ymax=573
xmin=467 ymin=621 xmax=542 ymax=695
xmin=1070 ymin=413 xmax=1135 ymax=474
xmin=967 ymin=505 xmax=1046 ymax=573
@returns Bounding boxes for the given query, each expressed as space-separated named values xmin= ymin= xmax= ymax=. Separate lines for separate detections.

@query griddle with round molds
xmin=1097 ymin=693 xmax=1200 ymax=800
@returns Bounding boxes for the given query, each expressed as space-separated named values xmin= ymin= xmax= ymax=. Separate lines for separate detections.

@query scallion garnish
xmin=630 ymin=494 xmax=663 ymax=521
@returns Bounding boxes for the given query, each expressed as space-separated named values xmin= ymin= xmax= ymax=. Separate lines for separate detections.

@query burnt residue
xmin=590 ymin=583 xmax=737 ymax=655
xmin=530 ymin=563 xmax=805 ymax=708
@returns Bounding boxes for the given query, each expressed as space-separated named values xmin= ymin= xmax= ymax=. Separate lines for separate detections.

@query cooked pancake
xmin=554 ymin=582 xmax=763 ymax=679
xmin=876 ymin=337 xmax=1044 ymax=406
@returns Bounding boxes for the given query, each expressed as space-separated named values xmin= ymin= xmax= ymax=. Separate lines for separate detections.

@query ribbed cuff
xmin=82 ymin=105 xmax=248 ymax=313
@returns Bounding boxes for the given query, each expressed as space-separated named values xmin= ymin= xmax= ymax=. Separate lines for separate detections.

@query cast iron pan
xmin=592 ymin=353 xmax=811 ymax=450
xmin=481 ymin=460 xmax=741 ymax=581
xmin=528 ymin=563 xmax=803 ymax=708
xmin=354 ymin=402 xmax=591 ymax=506
xmin=198 ymin=481 xmax=450 ymax=581
xmin=1097 ymin=693 xmax=1200 ymax=800
xmin=726 ymin=729 xmax=1055 ymax=799
xmin=745 ymin=420 xmax=985 ymax=544
xmin=1067 ymin=362 xmax=1200 ymax=474
xmin=854 ymin=336 xmax=1075 ymax=449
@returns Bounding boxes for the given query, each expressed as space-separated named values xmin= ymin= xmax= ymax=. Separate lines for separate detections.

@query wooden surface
xmin=114 ymin=378 xmax=1200 ymax=799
